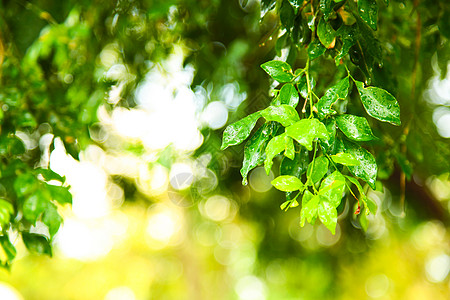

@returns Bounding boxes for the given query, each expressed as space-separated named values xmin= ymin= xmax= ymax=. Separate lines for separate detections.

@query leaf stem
xmin=305 ymin=58 xmax=314 ymax=118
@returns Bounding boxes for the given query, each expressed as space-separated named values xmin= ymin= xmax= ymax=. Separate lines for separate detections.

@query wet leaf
xmin=307 ymin=156 xmax=329 ymax=184
xmin=317 ymin=18 xmax=336 ymax=48
xmin=318 ymin=200 xmax=338 ymax=234
xmin=330 ymin=152 xmax=360 ymax=166
xmin=319 ymin=0 xmax=333 ymax=20
xmin=286 ymin=119 xmax=328 ymax=150
xmin=319 ymin=118 xmax=336 ymax=153
xmin=300 ymin=191 xmax=319 ymax=226
xmin=297 ymin=75 xmax=316 ymax=99
xmin=355 ymin=81 xmax=401 ymax=126
xmin=344 ymin=141 xmax=377 ymax=189
xmin=261 ymin=105 xmax=300 ymax=127
xmin=264 ymin=133 xmax=287 ymax=175
xmin=284 ymin=136 xmax=295 ymax=160
xmin=317 ymin=77 xmax=349 ymax=118
xmin=336 ymin=114 xmax=377 ymax=141
xmin=261 ymin=60 xmax=294 ymax=82
xmin=275 ymin=83 xmax=299 ymax=107
xmin=241 ymin=122 xmax=279 ymax=185
xmin=271 ymin=175 xmax=304 ymax=192
xmin=358 ymin=0 xmax=378 ymax=31
xmin=308 ymin=39 xmax=326 ymax=60
xmin=221 ymin=112 xmax=262 ymax=150
xmin=319 ymin=171 xmax=346 ymax=207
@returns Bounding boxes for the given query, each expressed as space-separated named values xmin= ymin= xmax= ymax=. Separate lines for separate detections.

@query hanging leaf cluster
xmin=222 ymin=0 xmax=403 ymax=234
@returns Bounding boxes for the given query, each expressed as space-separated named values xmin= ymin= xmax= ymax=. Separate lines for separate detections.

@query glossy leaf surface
xmin=344 ymin=142 xmax=377 ymax=189
xmin=261 ymin=60 xmax=293 ymax=82
xmin=271 ymin=175 xmax=304 ymax=192
xmin=286 ymin=119 xmax=328 ymax=151
xmin=221 ymin=112 xmax=261 ymax=150
xmin=355 ymin=81 xmax=401 ymax=126
xmin=336 ymin=114 xmax=377 ymax=141
xmin=261 ymin=105 xmax=300 ymax=127
xmin=241 ymin=122 xmax=279 ymax=185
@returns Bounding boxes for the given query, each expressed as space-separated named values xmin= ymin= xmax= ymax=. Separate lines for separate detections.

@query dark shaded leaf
xmin=308 ymin=39 xmax=326 ymax=60
xmin=221 ymin=112 xmax=262 ymax=150
xmin=357 ymin=0 xmax=378 ymax=30
xmin=241 ymin=122 xmax=279 ymax=185
xmin=22 ymin=233 xmax=52 ymax=257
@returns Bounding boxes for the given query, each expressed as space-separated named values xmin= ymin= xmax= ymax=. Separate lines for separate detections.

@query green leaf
xmin=330 ymin=152 xmax=360 ymax=166
xmin=355 ymin=81 xmax=401 ymax=126
xmin=308 ymin=39 xmax=326 ymax=60
xmin=0 ymin=199 xmax=14 ymax=228
xmin=319 ymin=0 xmax=333 ymax=20
xmin=280 ymin=1 xmax=295 ymax=31
xmin=241 ymin=122 xmax=279 ymax=185
xmin=336 ymin=114 xmax=377 ymax=141
xmin=344 ymin=141 xmax=377 ymax=189
xmin=35 ymin=168 xmax=65 ymax=183
xmin=296 ymin=74 xmax=316 ymax=99
xmin=221 ymin=112 xmax=262 ymax=150
xmin=264 ymin=134 xmax=287 ymax=175
xmin=261 ymin=60 xmax=294 ymax=82
xmin=319 ymin=171 xmax=346 ymax=207
xmin=317 ymin=77 xmax=350 ymax=118
xmin=276 ymin=83 xmax=299 ymax=108
xmin=357 ymin=0 xmax=378 ymax=31
xmin=335 ymin=26 xmax=356 ymax=63
xmin=0 ymin=235 xmax=17 ymax=263
xmin=318 ymin=200 xmax=338 ymax=234
xmin=280 ymin=199 xmax=299 ymax=211
xmin=300 ymin=191 xmax=319 ymax=226
xmin=319 ymin=118 xmax=336 ymax=153
xmin=14 ymin=173 xmax=38 ymax=198
xmin=261 ymin=105 xmax=300 ymax=127
xmin=286 ymin=119 xmax=328 ymax=151
xmin=271 ymin=175 xmax=304 ymax=192
xmin=306 ymin=156 xmax=329 ymax=184
xmin=42 ymin=203 xmax=63 ymax=238
xmin=22 ymin=233 xmax=52 ymax=257
xmin=23 ymin=190 xmax=49 ymax=225
xmin=284 ymin=136 xmax=295 ymax=160
xmin=46 ymin=184 xmax=73 ymax=205
xmin=280 ymin=147 xmax=309 ymax=177
xmin=317 ymin=18 xmax=336 ymax=48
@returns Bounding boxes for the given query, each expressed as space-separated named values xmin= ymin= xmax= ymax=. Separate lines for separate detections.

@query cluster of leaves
xmin=222 ymin=59 xmax=400 ymax=233
xmin=221 ymin=0 xmax=409 ymax=233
